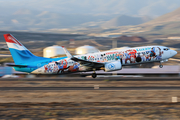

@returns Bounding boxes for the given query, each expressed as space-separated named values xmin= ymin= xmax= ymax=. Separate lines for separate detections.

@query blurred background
xmin=0 ymin=0 xmax=180 ymax=119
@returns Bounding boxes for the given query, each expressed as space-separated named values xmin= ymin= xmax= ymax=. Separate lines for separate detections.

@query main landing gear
xmin=159 ymin=62 xmax=163 ymax=68
xmin=92 ymin=70 xmax=97 ymax=78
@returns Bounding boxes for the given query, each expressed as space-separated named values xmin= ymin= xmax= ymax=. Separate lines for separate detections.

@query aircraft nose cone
xmin=171 ymin=50 xmax=177 ymax=57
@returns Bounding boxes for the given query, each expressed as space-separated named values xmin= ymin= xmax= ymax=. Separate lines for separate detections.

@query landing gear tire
xmin=92 ymin=73 xmax=97 ymax=78
xmin=159 ymin=64 xmax=163 ymax=68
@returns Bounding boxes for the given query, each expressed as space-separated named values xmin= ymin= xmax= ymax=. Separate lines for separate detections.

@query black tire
xmin=159 ymin=65 xmax=163 ymax=68
xmin=92 ymin=73 xmax=97 ymax=78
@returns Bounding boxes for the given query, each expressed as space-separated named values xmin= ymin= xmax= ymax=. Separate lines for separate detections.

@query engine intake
xmin=105 ymin=61 xmax=122 ymax=72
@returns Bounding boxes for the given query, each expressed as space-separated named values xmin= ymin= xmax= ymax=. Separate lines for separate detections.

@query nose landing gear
xmin=159 ymin=62 xmax=163 ymax=68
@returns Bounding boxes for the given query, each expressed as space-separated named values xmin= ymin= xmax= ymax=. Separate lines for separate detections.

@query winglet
xmin=62 ymin=46 xmax=73 ymax=58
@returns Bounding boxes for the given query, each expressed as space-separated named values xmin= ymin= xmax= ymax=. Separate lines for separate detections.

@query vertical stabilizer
xmin=4 ymin=34 xmax=48 ymax=64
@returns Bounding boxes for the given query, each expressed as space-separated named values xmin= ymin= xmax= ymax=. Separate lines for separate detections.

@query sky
xmin=0 ymin=0 xmax=180 ymax=17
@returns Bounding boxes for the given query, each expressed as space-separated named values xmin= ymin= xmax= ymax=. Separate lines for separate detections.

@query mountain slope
xmin=144 ymin=7 xmax=180 ymax=25
xmin=101 ymin=15 xmax=151 ymax=28
xmin=134 ymin=7 xmax=180 ymax=36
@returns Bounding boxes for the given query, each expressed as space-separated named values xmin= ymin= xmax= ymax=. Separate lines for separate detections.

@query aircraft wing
xmin=61 ymin=46 xmax=104 ymax=68
xmin=71 ymin=57 xmax=104 ymax=68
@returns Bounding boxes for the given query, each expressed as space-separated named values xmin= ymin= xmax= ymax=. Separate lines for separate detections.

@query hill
xmin=101 ymin=15 xmax=151 ymax=28
xmin=144 ymin=7 xmax=180 ymax=24
xmin=137 ymin=7 xmax=180 ymax=36
xmin=99 ymin=7 xmax=180 ymax=38
xmin=114 ymin=35 xmax=148 ymax=42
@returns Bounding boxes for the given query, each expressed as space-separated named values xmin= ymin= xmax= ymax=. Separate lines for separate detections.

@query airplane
xmin=3 ymin=34 xmax=177 ymax=78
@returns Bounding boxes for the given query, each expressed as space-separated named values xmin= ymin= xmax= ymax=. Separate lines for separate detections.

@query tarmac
xmin=0 ymin=77 xmax=180 ymax=90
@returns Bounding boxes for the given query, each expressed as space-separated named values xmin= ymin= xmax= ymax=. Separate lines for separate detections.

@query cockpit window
xmin=163 ymin=48 xmax=170 ymax=51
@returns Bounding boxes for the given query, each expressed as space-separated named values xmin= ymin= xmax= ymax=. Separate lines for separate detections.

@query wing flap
xmin=71 ymin=57 xmax=104 ymax=68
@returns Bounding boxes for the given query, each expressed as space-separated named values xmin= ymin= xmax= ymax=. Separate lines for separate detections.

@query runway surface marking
xmin=1 ymin=87 xmax=180 ymax=90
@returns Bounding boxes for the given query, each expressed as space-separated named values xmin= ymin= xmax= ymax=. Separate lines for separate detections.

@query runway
xmin=1 ymin=77 xmax=180 ymax=81
xmin=1 ymin=77 xmax=180 ymax=103
xmin=1 ymin=86 xmax=180 ymax=90
xmin=1 ymin=106 xmax=180 ymax=110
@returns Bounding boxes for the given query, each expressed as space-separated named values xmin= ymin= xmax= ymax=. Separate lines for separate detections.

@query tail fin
xmin=4 ymin=34 xmax=48 ymax=64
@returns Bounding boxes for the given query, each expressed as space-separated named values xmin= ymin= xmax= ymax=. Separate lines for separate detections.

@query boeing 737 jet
xmin=4 ymin=34 xmax=177 ymax=78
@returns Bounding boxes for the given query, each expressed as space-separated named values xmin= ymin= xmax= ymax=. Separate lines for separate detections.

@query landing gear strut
xmin=159 ymin=62 xmax=163 ymax=68
xmin=92 ymin=70 xmax=97 ymax=78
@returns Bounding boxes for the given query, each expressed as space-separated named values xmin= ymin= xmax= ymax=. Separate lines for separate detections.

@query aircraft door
xmin=155 ymin=47 xmax=160 ymax=56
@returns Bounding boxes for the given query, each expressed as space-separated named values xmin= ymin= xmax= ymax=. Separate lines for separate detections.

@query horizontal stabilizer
xmin=6 ymin=64 xmax=28 ymax=67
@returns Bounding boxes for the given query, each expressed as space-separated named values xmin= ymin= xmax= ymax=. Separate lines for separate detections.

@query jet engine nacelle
xmin=105 ymin=61 xmax=122 ymax=72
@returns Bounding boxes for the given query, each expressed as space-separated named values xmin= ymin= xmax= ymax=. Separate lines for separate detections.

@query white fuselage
xmin=32 ymin=46 xmax=177 ymax=74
